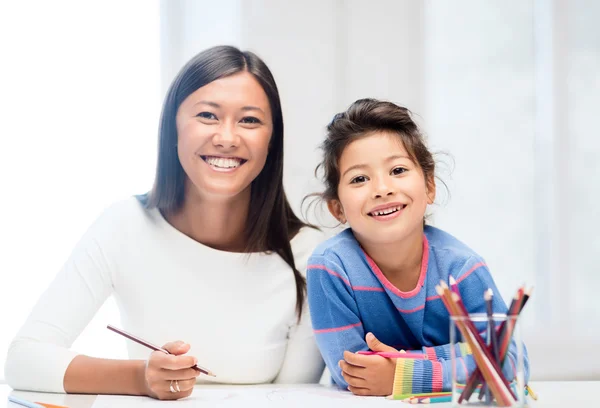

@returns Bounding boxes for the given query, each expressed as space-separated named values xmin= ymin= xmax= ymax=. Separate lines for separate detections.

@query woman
xmin=4 ymin=46 xmax=325 ymax=400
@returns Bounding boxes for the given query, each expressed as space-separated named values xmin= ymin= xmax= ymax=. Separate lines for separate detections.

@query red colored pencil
xmin=107 ymin=324 xmax=215 ymax=377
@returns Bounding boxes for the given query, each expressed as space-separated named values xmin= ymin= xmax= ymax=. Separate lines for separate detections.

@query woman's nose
xmin=212 ymin=124 xmax=239 ymax=149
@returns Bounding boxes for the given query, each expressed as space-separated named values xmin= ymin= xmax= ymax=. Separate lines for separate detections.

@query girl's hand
xmin=143 ymin=341 xmax=201 ymax=400
xmin=339 ymin=332 xmax=398 ymax=396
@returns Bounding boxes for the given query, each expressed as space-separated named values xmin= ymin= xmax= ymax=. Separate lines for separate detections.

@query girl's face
xmin=175 ymin=72 xmax=273 ymax=200
xmin=328 ymin=131 xmax=435 ymax=247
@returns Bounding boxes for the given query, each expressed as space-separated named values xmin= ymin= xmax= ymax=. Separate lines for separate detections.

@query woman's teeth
xmin=204 ymin=156 xmax=243 ymax=168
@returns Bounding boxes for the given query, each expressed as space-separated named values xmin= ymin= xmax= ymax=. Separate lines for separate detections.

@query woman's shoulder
xmin=82 ymin=195 xmax=158 ymax=239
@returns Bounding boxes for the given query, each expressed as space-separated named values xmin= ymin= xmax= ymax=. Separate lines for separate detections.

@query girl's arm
xmin=306 ymin=252 xmax=367 ymax=388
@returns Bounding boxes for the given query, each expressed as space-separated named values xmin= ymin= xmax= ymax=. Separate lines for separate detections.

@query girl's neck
xmin=360 ymin=226 xmax=425 ymax=292
xmin=166 ymin=182 xmax=251 ymax=252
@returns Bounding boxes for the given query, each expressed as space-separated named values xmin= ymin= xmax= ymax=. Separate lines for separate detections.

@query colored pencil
xmin=107 ymin=324 xmax=215 ymax=377
xmin=412 ymin=396 xmax=453 ymax=403
xmin=357 ymin=351 xmax=427 ymax=359
xmin=387 ymin=391 xmax=451 ymax=401
xmin=439 ymin=284 xmax=515 ymax=405
xmin=462 ymin=286 xmax=529 ymax=403
xmin=8 ymin=396 xmax=45 ymax=408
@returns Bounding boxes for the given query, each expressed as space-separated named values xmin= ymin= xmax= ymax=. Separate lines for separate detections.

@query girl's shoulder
xmin=424 ymin=225 xmax=483 ymax=259
xmin=424 ymin=225 xmax=489 ymax=281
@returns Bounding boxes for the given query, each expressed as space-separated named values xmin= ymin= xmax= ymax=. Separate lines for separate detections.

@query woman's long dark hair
xmin=144 ymin=45 xmax=309 ymax=320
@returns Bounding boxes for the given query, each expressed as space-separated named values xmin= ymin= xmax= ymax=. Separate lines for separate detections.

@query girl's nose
xmin=372 ymin=178 xmax=395 ymax=199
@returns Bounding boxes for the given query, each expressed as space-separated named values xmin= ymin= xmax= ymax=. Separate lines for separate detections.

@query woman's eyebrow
xmin=193 ymin=100 xmax=264 ymax=114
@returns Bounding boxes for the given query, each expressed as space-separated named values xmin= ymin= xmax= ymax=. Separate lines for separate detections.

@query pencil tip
xmin=449 ymin=275 xmax=456 ymax=285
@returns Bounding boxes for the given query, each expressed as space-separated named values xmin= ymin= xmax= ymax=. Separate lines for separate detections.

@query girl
xmin=307 ymin=98 xmax=529 ymax=396
xmin=5 ymin=46 xmax=325 ymax=400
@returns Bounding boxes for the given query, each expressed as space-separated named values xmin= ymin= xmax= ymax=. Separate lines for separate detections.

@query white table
xmin=2 ymin=382 xmax=596 ymax=407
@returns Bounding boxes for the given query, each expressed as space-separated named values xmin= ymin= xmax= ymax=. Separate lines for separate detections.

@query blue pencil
xmin=8 ymin=396 xmax=45 ymax=408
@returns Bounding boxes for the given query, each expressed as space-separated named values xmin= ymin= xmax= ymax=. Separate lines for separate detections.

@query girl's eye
xmin=392 ymin=167 xmax=407 ymax=176
xmin=350 ymin=175 xmax=368 ymax=184
xmin=240 ymin=116 xmax=261 ymax=124
xmin=196 ymin=112 xmax=217 ymax=120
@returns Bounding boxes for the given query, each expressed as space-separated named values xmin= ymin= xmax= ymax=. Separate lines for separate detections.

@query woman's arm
xmin=63 ymin=356 xmax=147 ymax=395
xmin=4 ymin=203 xmax=147 ymax=394
xmin=272 ymin=300 xmax=325 ymax=384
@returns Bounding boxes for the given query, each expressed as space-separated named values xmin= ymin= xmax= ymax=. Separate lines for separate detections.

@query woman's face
xmin=175 ymin=71 xmax=273 ymax=201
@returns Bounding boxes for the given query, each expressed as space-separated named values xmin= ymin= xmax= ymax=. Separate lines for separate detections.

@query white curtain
xmin=0 ymin=1 xmax=160 ymax=381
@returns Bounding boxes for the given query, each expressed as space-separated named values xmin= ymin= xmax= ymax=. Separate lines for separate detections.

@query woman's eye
xmin=350 ymin=175 xmax=367 ymax=184
xmin=196 ymin=112 xmax=217 ymax=120
xmin=392 ymin=167 xmax=407 ymax=175
xmin=240 ymin=116 xmax=261 ymax=124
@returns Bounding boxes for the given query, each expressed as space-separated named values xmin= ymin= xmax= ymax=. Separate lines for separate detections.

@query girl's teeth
xmin=205 ymin=157 xmax=242 ymax=168
xmin=373 ymin=206 xmax=403 ymax=216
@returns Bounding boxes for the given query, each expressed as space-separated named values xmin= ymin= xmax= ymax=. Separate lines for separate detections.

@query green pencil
xmin=387 ymin=391 xmax=452 ymax=400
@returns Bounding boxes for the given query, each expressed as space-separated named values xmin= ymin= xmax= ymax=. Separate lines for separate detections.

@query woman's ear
xmin=327 ymin=199 xmax=346 ymax=224
xmin=426 ymin=175 xmax=436 ymax=204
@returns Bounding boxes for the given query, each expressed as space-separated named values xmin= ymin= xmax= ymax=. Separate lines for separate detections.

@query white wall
xmin=158 ymin=0 xmax=600 ymax=380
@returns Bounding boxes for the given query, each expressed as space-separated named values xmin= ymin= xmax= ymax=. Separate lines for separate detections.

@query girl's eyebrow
xmin=194 ymin=100 xmax=265 ymax=114
xmin=341 ymin=154 xmax=411 ymax=177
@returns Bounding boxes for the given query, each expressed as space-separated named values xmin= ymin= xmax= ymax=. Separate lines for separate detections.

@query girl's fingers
xmin=343 ymin=350 xmax=377 ymax=367
xmin=348 ymin=385 xmax=371 ymax=396
xmin=339 ymin=360 xmax=366 ymax=379
xmin=341 ymin=369 xmax=368 ymax=388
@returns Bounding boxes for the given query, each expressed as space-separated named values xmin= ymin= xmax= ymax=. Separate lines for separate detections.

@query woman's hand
xmin=142 ymin=341 xmax=201 ymax=400
xmin=339 ymin=333 xmax=398 ymax=396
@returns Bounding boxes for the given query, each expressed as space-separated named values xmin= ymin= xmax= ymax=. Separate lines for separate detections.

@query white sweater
xmin=4 ymin=197 xmax=326 ymax=392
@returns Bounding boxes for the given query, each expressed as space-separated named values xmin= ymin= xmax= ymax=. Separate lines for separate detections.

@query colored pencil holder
xmin=450 ymin=313 xmax=525 ymax=407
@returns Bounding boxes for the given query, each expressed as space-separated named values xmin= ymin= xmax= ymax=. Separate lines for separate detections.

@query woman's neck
xmin=166 ymin=184 xmax=251 ymax=252
xmin=359 ymin=226 xmax=424 ymax=292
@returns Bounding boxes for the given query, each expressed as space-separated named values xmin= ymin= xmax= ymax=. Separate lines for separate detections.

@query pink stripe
xmin=432 ymin=361 xmax=443 ymax=392
xmin=352 ymin=286 xmax=385 ymax=292
xmin=456 ymin=262 xmax=487 ymax=284
xmin=364 ymin=235 xmax=430 ymax=299
xmin=426 ymin=294 xmax=441 ymax=302
xmin=425 ymin=347 xmax=437 ymax=361
xmin=314 ymin=322 xmax=362 ymax=334
xmin=397 ymin=304 xmax=425 ymax=314
xmin=308 ymin=265 xmax=384 ymax=292
xmin=307 ymin=264 xmax=351 ymax=286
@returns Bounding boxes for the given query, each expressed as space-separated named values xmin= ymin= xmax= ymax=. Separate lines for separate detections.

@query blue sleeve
xmin=306 ymin=252 xmax=366 ymax=389
xmin=419 ymin=259 xmax=530 ymax=390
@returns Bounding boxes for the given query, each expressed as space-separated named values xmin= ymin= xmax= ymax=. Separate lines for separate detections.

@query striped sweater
xmin=307 ymin=226 xmax=529 ymax=392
